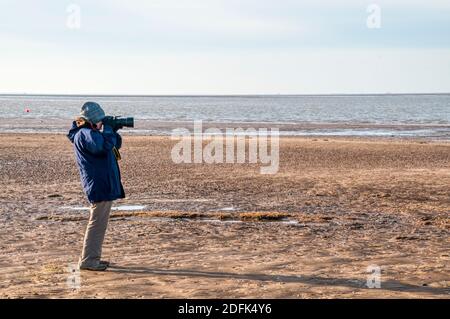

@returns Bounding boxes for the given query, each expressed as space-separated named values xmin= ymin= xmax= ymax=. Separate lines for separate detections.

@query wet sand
xmin=0 ymin=134 xmax=449 ymax=298
xmin=1 ymin=118 xmax=449 ymax=139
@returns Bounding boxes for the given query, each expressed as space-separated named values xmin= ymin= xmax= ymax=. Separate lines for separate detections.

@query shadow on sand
xmin=108 ymin=265 xmax=449 ymax=296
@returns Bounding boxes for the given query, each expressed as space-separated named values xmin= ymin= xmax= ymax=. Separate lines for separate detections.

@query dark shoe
xmin=99 ymin=260 xmax=110 ymax=267
xmin=79 ymin=263 xmax=108 ymax=271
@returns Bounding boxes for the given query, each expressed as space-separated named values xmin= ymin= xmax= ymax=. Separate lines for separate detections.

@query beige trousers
xmin=79 ymin=201 xmax=113 ymax=267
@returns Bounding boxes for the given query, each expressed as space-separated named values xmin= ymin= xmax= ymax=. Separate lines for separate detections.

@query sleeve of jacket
xmin=81 ymin=126 xmax=118 ymax=156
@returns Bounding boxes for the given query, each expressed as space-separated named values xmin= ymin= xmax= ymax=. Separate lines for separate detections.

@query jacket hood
xmin=67 ymin=121 xmax=81 ymax=143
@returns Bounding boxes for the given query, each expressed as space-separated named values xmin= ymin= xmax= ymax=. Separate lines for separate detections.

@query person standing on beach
xmin=67 ymin=102 xmax=125 ymax=271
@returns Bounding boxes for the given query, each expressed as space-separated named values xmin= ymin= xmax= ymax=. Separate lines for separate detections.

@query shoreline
xmin=0 ymin=119 xmax=449 ymax=140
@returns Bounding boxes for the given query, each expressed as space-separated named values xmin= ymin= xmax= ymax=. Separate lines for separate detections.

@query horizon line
xmin=1 ymin=92 xmax=450 ymax=98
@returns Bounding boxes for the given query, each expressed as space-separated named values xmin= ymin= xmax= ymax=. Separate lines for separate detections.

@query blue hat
xmin=80 ymin=102 xmax=105 ymax=124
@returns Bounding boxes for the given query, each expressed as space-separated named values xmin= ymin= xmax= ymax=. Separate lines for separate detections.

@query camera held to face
xmin=102 ymin=116 xmax=134 ymax=131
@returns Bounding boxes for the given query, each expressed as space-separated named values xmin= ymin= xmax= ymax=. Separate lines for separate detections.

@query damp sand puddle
xmin=60 ymin=205 xmax=146 ymax=211
xmin=124 ymin=217 xmax=303 ymax=226
xmin=52 ymin=206 xmax=302 ymax=225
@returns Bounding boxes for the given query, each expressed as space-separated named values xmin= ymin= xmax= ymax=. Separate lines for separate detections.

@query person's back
xmin=67 ymin=102 xmax=125 ymax=271
xmin=69 ymin=122 xmax=125 ymax=203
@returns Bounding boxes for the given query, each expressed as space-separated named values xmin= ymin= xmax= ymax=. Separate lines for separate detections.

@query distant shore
xmin=2 ymin=93 xmax=450 ymax=97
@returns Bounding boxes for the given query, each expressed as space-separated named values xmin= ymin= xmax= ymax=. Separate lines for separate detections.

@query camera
xmin=103 ymin=116 xmax=134 ymax=131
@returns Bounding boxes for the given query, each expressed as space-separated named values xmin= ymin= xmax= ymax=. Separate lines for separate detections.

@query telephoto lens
xmin=103 ymin=116 xmax=134 ymax=131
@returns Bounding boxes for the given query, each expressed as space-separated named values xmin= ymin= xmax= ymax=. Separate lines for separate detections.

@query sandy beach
xmin=0 ymin=134 xmax=448 ymax=298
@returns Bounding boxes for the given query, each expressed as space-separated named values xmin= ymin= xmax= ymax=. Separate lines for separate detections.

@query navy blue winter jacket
xmin=67 ymin=122 xmax=125 ymax=203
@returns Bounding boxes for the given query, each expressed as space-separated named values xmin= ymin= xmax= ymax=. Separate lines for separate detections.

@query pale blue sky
xmin=1 ymin=0 xmax=450 ymax=94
